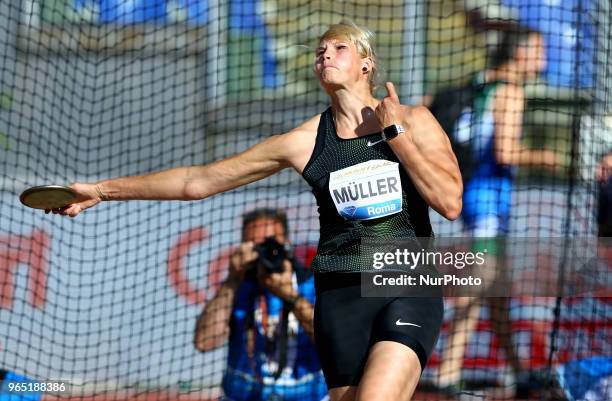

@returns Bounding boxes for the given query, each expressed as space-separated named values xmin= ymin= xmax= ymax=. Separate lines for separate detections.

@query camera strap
xmin=246 ymin=291 xmax=290 ymax=382
xmin=274 ymin=304 xmax=290 ymax=380
xmin=275 ymin=267 xmax=302 ymax=379
xmin=247 ymin=269 xmax=301 ymax=382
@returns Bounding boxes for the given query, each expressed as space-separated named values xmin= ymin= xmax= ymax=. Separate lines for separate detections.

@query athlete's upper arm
xmin=493 ymin=84 xmax=525 ymax=166
xmin=410 ymin=105 xmax=454 ymax=153
xmin=184 ymin=115 xmax=320 ymax=199
xmin=278 ymin=114 xmax=320 ymax=174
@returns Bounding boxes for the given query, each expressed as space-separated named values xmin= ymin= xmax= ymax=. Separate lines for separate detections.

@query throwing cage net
xmin=1 ymin=0 xmax=610 ymax=400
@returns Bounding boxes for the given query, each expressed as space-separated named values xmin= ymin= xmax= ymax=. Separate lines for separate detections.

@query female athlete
xmin=49 ymin=20 xmax=462 ymax=401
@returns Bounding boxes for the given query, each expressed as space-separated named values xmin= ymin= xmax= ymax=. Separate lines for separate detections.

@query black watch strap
xmin=382 ymin=124 xmax=405 ymax=141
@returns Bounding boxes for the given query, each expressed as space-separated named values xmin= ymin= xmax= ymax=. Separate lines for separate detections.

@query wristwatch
xmin=381 ymin=124 xmax=405 ymax=142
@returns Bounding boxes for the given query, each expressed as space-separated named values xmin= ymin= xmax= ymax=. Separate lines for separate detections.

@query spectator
xmin=194 ymin=208 xmax=327 ymax=401
xmin=430 ymin=25 xmax=560 ymax=397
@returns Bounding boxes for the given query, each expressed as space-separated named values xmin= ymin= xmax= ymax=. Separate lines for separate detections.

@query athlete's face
xmin=314 ymin=38 xmax=368 ymax=90
xmin=243 ymin=217 xmax=286 ymax=245
xmin=516 ymin=33 xmax=546 ymax=80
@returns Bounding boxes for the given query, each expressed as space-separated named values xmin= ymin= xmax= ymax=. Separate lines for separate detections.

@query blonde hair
xmin=318 ymin=19 xmax=378 ymax=93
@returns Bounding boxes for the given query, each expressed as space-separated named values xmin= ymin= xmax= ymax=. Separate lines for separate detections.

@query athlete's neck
xmin=329 ymin=88 xmax=380 ymax=138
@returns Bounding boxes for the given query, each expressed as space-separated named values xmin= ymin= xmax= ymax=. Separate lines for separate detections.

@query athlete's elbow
xmin=442 ymin=198 xmax=462 ymax=221
xmin=439 ymin=178 xmax=462 ymax=220
xmin=445 ymin=205 xmax=462 ymax=221
xmin=183 ymin=181 xmax=208 ymax=201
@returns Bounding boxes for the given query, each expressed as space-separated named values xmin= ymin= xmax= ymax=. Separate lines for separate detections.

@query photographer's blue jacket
xmin=223 ymin=260 xmax=326 ymax=401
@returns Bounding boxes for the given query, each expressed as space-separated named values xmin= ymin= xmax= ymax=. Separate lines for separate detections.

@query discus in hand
xmin=20 ymin=185 xmax=77 ymax=210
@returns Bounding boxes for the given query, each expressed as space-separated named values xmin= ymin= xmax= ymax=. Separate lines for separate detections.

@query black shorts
xmin=313 ymin=272 xmax=444 ymax=389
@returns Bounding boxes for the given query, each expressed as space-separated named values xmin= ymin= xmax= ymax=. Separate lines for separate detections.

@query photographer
xmin=194 ymin=209 xmax=327 ymax=401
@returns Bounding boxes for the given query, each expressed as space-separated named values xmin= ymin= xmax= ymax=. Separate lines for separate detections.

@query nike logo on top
xmin=395 ymin=319 xmax=421 ymax=327
xmin=367 ymin=138 xmax=384 ymax=147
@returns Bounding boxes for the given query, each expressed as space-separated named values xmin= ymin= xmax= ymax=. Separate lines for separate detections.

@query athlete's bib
xmin=328 ymin=160 xmax=403 ymax=220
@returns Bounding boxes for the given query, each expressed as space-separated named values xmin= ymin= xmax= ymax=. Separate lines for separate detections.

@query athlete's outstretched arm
xmin=48 ymin=118 xmax=319 ymax=218
xmin=375 ymin=82 xmax=463 ymax=220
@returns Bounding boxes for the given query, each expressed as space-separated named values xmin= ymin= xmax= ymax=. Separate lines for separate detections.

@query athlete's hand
xmin=257 ymin=259 xmax=297 ymax=300
xmin=228 ymin=242 xmax=258 ymax=283
xmin=44 ymin=183 xmax=103 ymax=218
xmin=375 ymin=82 xmax=410 ymax=129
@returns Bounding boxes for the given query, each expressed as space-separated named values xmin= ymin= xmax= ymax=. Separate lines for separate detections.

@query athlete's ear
xmin=361 ymin=57 xmax=373 ymax=74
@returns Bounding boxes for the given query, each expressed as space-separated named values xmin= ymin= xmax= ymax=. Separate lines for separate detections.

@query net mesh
xmin=1 ymin=0 xmax=610 ymax=400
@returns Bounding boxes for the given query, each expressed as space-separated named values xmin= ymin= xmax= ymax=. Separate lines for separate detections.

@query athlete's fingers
xmin=385 ymin=82 xmax=400 ymax=103
xmin=57 ymin=205 xmax=71 ymax=216
xmin=66 ymin=205 xmax=81 ymax=218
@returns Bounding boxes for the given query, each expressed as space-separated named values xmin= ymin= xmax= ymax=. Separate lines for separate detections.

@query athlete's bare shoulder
xmin=277 ymin=113 xmax=321 ymax=174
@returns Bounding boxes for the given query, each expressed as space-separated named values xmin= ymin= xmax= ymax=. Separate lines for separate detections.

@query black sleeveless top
xmin=302 ymin=107 xmax=433 ymax=273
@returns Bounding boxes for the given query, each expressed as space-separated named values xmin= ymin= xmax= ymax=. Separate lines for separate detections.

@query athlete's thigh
xmin=314 ymin=281 xmax=384 ymax=388
xmin=355 ymin=341 xmax=422 ymax=401
xmin=328 ymin=386 xmax=357 ymax=401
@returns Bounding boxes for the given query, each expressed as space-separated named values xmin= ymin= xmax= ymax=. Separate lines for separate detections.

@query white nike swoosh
xmin=367 ymin=138 xmax=384 ymax=147
xmin=395 ymin=319 xmax=421 ymax=327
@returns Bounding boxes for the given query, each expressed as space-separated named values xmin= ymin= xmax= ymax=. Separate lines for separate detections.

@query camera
xmin=253 ymin=236 xmax=289 ymax=274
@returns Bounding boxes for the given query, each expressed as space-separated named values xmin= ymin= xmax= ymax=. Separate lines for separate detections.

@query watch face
xmin=383 ymin=124 xmax=404 ymax=140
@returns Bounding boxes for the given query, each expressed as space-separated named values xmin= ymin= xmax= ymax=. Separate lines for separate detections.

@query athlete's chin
xmin=318 ymin=77 xmax=344 ymax=92
xmin=320 ymin=84 xmax=345 ymax=96
xmin=319 ymin=72 xmax=339 ymax=83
